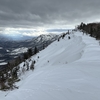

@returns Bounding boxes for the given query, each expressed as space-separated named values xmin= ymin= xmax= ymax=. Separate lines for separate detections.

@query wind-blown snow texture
xmin=1 ymin=31 xmax=100 ymax=100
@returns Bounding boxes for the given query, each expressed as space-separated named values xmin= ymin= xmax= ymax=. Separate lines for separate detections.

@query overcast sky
xmin=0 ymin=0 xmax=100 ymax=36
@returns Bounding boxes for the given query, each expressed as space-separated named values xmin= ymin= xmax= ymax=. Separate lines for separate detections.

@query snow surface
xmin=0 ymin=47 xmax=3 ymax=49
xmin=1 ymin=31 xmax=100 ymax=100
xmin=0 ymin=60 xmax=4 ymax=62
xmin=10 ymin=47 xmax=28 ymax=55
xmin=0 ymin=62 xmax=7 ymax=65
xmin=6 ymin=50 xmax=10 ymax=52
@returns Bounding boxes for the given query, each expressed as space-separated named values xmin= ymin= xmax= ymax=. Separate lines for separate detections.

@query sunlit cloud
xmin=0 ymin=27 xmax=49 ymax=37
xmin=0 ymin=0 xmax=93 ymax=38
xmin=0 ymin=0 xmax=100 ymax=36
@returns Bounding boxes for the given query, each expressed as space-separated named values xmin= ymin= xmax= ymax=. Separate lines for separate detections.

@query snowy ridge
xmin=1 ymin=31 xmax=100 ymax=100
xmin=35 ymin=35 xmax=85 ymax=67
xmin=33 ymin=33 xmax=58 ymax=43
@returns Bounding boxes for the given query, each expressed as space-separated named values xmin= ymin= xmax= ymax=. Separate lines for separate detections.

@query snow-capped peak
xmin=34 ymin=33 xmax=59 ymax=42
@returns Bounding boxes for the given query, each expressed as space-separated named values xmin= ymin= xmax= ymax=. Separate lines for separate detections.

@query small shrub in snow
xmin=22 ymin=67 xmax=25 ymax=74
xmin=29 ymin=59 xmax=31 ymax=62
xmin=68 ymin=36 xmax=70 ymax=39
xmin=34 ymin=60 xmax=36 ymax=64
xmin=26 ymin=61 xmax=29 ymax=71
xmin=58 ymin=38 xmax=60 ymax=41
xmin=30 ymin=61 xmax=34 ymax=71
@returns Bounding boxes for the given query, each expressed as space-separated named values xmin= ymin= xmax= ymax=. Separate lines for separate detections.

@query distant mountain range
xmin=0 ymin=33 xmax=59 ymax=65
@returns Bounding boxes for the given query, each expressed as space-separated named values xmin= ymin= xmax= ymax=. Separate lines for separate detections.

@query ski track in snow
xmin=1 ymin=31 xmax=100 ymax=100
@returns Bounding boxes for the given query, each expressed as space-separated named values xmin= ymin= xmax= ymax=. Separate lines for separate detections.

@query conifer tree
xmin=28 ymin=48 xmax=33 ymax=57
xmin=34 ymin=46 xmax=38 ymax=54
xmin=23 ymin=52 xmax=28 ymax=60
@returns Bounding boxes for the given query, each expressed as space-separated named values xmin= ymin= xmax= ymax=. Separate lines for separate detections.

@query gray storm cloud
xmin=0 ymin=0 xmax=100 ymax=28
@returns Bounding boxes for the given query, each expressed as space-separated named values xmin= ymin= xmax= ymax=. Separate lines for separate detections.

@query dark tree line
xmin=0 ymin=46 xmax=38 ymax=90
xmin=0 ymin=43 xmax=49 ymax=91
xmin=0 ymin=58 xmax=35 ymax=90
xmin=77 ymin=22 xmax=100 ymax=40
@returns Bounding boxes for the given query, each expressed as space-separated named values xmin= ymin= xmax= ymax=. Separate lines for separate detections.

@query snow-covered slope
xmin=10 ymin=47 xmax=28 ymax=55
xmin=1 ymin=31 xmax=100 ymax=100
